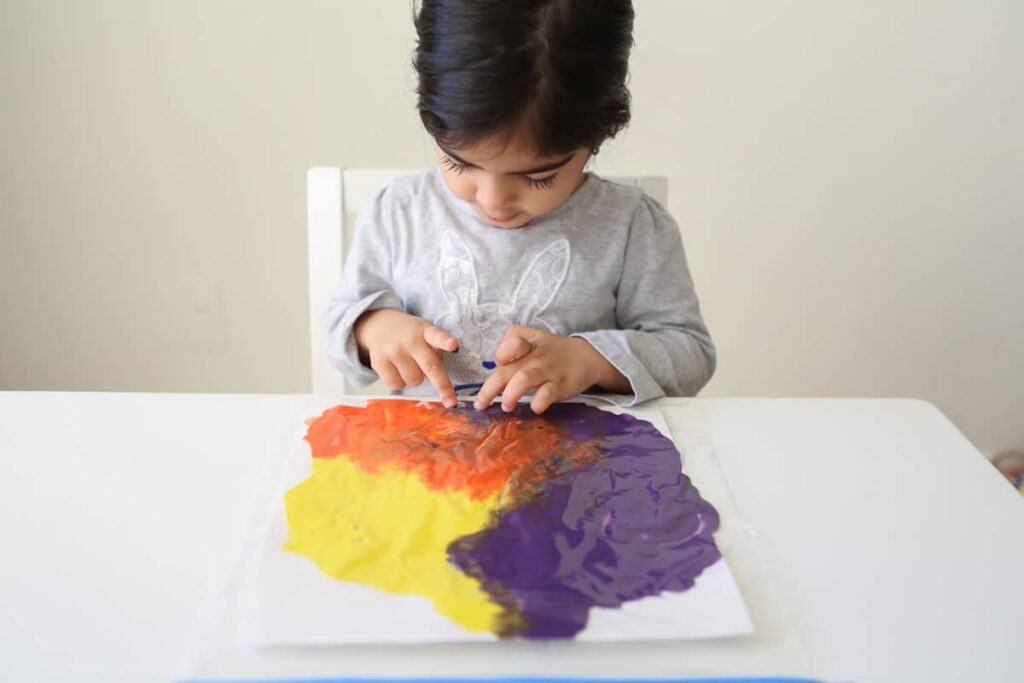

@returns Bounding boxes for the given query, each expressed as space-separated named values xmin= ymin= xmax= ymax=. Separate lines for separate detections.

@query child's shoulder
xmin=372 ymin=169 xmax=440 ymax=208
xmin=587 ymin=174 xmax=673 ymax=225
xmin=590 ymin=173 xmax=645 ymax=199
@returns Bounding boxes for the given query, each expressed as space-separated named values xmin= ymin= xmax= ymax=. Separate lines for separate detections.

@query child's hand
xmin=354 ymin=308 xmax=459 ymax=407
xmin=474 ymin=325 xmax=629 ymax=414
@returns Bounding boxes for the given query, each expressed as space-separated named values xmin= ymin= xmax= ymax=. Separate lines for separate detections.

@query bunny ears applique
xmin=438 ymin=230 xmax=570 ymax=321
xmin=435 ymin=230 xmax=571 ymax=386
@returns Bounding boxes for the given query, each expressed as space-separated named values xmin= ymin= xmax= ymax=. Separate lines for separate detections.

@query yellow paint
xmin=284 ymin=454 xmax=502 ymax=633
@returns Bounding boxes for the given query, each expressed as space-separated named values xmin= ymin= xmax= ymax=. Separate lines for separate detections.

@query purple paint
xmin=449 ymin=402 xmax=722 ymax=638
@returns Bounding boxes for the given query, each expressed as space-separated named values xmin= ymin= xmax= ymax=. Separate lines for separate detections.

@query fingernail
xmin=482 ymin=361 xmax=496 ymax=370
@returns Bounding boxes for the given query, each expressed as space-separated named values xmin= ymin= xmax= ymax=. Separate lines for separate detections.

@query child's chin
xmin=478 ymin=210 xmax=530 ymax=228
xmin=490 ymin=216 xmax=532 ymax=229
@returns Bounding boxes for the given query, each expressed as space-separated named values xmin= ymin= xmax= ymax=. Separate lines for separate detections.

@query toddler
xmin=325 ymin=0 xmax=715 ymax=414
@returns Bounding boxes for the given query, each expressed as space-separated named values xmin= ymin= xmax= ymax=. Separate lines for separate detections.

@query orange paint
xmin=304 ymin=399 xmax=601 ymax=500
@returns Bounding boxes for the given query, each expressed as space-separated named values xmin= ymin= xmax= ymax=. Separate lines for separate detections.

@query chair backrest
xmin=307 ymin=167 xmax=668 ymax=395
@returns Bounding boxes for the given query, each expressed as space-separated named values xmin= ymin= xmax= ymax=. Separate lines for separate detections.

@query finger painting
xmin=283 ymin=399 xmax=724 ymax=639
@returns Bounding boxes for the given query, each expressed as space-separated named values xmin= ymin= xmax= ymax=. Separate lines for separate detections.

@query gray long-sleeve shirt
xmin=324 ymin=168 xmax=715 ymax=405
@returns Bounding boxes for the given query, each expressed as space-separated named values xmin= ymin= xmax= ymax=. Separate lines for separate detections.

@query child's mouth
xmin=482 ymin=210 xmax=521 ymax=224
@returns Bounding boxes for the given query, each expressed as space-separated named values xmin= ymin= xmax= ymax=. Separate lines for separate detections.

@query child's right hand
xmin=353 ymin=308 xmax=459 ymax=407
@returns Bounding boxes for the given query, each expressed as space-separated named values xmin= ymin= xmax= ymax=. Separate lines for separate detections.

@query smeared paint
xmin=285 ymin=399 xmax=722 ymax=639
xmin=449 ymin=404 xmax=721 ymax=637
xmin=283 ymin=450 xmax=503 ymax=632
xmin=304 ymin=400 xmax=602 ymax=502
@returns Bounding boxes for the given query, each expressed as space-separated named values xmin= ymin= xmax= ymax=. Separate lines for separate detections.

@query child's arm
xmin=570 ymin=195 xmax=716 ymax=402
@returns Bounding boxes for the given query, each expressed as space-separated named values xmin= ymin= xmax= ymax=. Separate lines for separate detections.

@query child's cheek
xmin=531 ymin=188 xmax=573 ymax=217
xmin=444 ymin=173 xmax=476 ymax=203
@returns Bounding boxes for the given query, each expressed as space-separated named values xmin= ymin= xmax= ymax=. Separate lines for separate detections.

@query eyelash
xmin=526 ymin=173 xmax=559 ymax=190
xmin=440 ymin=155 xmax=467 ymax=175
xmin=440 ymin=155 xmax=559 ymax=190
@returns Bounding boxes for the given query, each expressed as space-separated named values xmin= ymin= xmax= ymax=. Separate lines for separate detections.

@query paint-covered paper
xmin=240 ymin=399 xmax=752 ymax=643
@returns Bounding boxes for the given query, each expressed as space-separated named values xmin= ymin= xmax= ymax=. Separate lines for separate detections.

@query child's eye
xmin=440 ymin=155 xmax=468 ymax=175
xmin=525 ymin=173 xmax=559 ymax=190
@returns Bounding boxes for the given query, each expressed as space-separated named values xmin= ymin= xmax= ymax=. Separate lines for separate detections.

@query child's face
xmin=436 ymin=135 xmax=590 ymax=229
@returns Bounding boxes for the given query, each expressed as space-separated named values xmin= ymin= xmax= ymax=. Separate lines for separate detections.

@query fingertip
xmin=436 ymin=387 xmax=456 ymax=408
xmin=532 ymin=387 xmax=554 ymax=414
xmin=537 ymin=394 xmax=556 ymax=413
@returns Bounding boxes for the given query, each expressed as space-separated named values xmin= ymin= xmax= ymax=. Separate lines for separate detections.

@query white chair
xmin=307 ymin=167 xmax=668 ymax=395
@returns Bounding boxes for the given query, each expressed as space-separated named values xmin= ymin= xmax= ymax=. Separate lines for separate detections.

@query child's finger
xmin=500 ymin=367 xmax=542 ymax=412
xmin=474 ymin=365 xmax=513 ymax=411
xmin=422 ymin=324 xmax=459 ymax=352
xmin=503 ymin=324 xmax=542 ymax=341
xmin=412 ymin=348 xmax=457 ymax=408
xmin=371 ymin=359 xmax=405 ymax=391
xmin=494 ymin=334 xmax=534 ymax=366
xmin=530 ymin=382 xmax=558 ymax=414
xmin=392 ymin=355 xmax=425 ymax=387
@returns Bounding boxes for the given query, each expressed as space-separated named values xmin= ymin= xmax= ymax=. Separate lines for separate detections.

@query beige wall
xmin=2 ymin=1 xmax=1021 ymax=457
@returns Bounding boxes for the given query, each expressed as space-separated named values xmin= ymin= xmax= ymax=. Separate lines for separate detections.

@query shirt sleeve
xmin=322 ymin=187 xmax=404 ymax=387
xmin=572 ymin=195 xmax=716 ymax=405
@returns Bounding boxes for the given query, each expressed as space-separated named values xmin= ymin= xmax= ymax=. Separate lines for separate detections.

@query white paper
xmin=238 ymin=398 xmax=754 ymax=645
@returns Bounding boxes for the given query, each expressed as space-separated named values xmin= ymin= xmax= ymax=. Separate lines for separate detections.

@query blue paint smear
xmin=482 ymin=360 xmax=497 ymax=369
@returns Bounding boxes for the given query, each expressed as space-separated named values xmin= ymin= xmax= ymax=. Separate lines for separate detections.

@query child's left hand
xmin=473 ymin=325 xmax=629 ymax=414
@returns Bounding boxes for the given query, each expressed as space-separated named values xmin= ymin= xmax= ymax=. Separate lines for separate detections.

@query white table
xmin=0 ymin=392 xmax=1020 ymax=682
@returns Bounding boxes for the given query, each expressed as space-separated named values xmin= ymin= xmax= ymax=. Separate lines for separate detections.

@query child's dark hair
xmin=414 ymin=0 xmax=635 ymax=156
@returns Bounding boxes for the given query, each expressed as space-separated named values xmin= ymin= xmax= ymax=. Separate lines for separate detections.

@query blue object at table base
xmin=176 ymin=678 xmax=823 ymax=683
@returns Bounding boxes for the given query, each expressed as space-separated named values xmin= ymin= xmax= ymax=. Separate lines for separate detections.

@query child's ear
xmin=511 ymin=239 xmax=570 ymax=322
xmin=439 ymin=230 xmax=479 ymax=309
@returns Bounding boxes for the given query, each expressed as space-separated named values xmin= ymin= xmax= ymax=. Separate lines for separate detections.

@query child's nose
xmin=476 ymin=177 xmax=516 ymax=213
